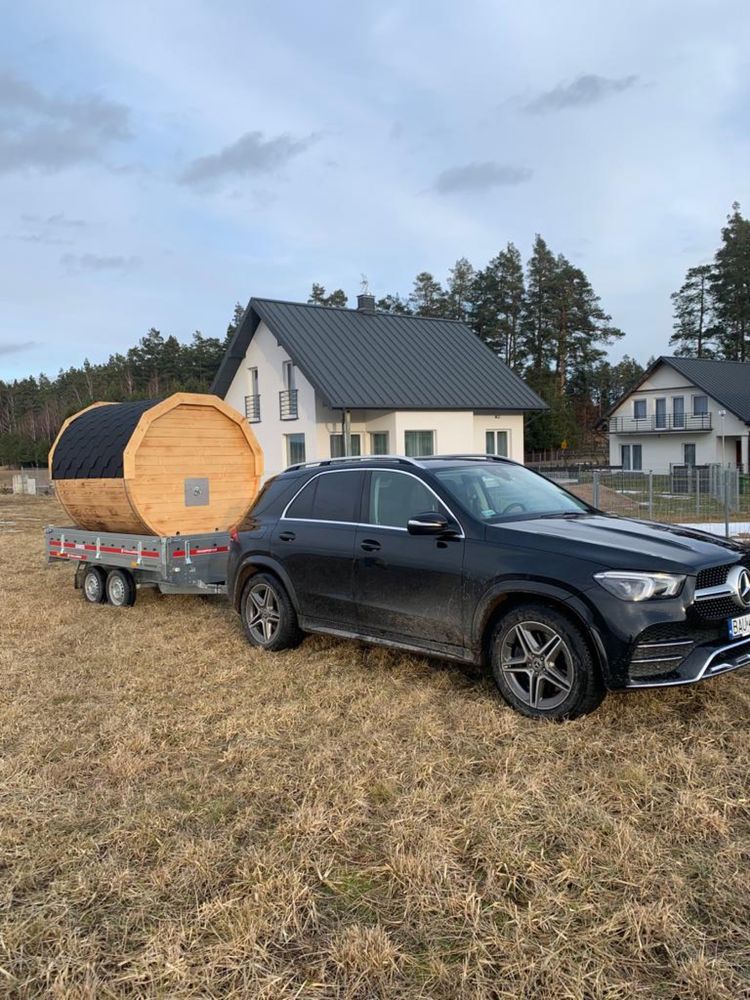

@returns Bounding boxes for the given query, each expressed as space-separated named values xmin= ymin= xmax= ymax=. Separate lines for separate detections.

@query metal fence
xmin=541 ymin=465 xmax=750 ymax=540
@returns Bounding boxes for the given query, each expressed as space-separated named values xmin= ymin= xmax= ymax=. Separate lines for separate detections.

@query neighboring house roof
xmin=604 ymin=355 xmax=750 ymax=427
xmin=211 ymin=297 xmax=547 ymax=411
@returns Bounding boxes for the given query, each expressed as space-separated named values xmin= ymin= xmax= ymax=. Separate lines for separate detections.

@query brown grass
xmin=2 ymin=494 xmax=750 ymax=999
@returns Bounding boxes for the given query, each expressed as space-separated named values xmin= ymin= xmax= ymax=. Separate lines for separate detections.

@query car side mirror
xmin=407 ymin=511 xmax=459 ymax=536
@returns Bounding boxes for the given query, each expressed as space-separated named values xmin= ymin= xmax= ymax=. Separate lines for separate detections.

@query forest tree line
xmin=3 ymin=204 xmax=748 ymax=466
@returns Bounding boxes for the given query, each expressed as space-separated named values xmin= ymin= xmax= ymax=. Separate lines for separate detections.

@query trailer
xmin=44 ymin=524 xmax=230 ymax=606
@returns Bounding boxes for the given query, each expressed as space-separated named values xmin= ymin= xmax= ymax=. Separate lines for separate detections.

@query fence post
xmin=648 ymin=471 xmax=654 ymax=519
xmin=592 ymin=469 xmax=600 ymax=509
xmin=695 ymin=466 xmax=700 ymax=517
xmin=724 ymin=467 xmax=730 ymax=539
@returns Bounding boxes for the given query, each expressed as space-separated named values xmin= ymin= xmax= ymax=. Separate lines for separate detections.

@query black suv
xmin=227 ymin=455 xmax=750 ymax=719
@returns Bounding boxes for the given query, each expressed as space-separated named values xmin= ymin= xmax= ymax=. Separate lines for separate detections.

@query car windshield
xmin=433 ymin=463 xmax=590 ymax=522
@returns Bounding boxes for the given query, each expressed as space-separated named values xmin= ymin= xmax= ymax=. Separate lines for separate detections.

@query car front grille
xmin=693 ymin=558 xmax=750 ymax=622
xmin=696 ymin=564 xmax=732 ymax=590
xmin=694 ymin=595 xmax=745 ymax=621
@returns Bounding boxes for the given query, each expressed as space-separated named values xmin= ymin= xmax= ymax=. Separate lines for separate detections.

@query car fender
xmin=232 ymin=552 xmax=301 ymax=613
xmin=471 ymin=578 xmax=610 ymax=669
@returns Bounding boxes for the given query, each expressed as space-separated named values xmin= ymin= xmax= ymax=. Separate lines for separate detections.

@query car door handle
xmin=278 ymin=531 xmax=296 ymax=542
xmin=360 ymin=539 xmax=381 ymax=552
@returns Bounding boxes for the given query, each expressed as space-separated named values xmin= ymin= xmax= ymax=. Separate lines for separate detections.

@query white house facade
xmin=213 ymin=295 xmax=546 ymax=479
xmin=606 ymin=356 xmax=750 ymax=473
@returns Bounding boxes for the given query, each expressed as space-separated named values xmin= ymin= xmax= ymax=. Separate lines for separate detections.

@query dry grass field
xmin=2 ymin=494 xmax=750 ymax=999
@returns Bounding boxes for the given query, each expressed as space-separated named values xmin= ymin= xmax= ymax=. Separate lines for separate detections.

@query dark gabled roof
xmin=663 ymin=356 xmax=750 ymax=424
xmin=211 ymin=297 xmax=547 ymax=412
xmin=52 ymin=399 xmax=160 ymax=479
xmin=604 ymin=355 xmax=750 ymax=426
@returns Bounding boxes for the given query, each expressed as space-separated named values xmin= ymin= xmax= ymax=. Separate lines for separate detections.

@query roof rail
xmin=433 ymin=453 xmax=513 ymax=462
xmin=284 ymin=454 xmax=422 ymax=472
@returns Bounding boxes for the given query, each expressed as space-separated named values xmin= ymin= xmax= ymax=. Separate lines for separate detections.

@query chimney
xmin=357 ymin=292 xmax=376 ymax=314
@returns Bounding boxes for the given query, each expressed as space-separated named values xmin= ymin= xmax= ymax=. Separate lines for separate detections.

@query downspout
xmin=342 ymin=409 xmax=352 ymax=456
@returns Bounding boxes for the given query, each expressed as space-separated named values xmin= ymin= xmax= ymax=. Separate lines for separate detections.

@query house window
xmin=245 ymin=367 xmax=260 ymax=423
xmin=693 ymin=395 xmax=708 ymax=415
xmin=370 ymin=431 xmax=389 ymax=455
xmin=485 ymin=430 xmax=509 ymax=457
xmin=655 ymin=398 xmax=667 ymax=429
xmin=633 ymin=399 xmax=647 ymax=420
xmin=282 ymin=360 xmax=295 ymax=391
xmin=285 ymin=433 xmax=306 ymax=466
xmin=632 ymin=444 xmax=643 ymax=470
xmin=404 ymin=430 xmax=435 ymax=457
xmin=673 ymin=397 xmax=685 ymax=428
xmin=621 ymin=444 xmax=641 ymax=470
xmin=330 ymin=433 xmax=361 ymax=458
xmin=684 ymin=443 xmax=696 ymax=466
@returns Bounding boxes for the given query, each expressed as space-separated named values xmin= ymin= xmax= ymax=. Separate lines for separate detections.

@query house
xmin=605 ymin=355 xmax=750 ymax=473
xmin=211 ymin=293 xmax=547 ymax=477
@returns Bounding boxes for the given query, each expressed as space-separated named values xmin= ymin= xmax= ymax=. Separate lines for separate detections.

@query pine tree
xmin=308 ymin=284 xmax=348 ymax=308
xmin=670 ymin=264 xmax=715 ymax=357
xmin=444 ymin=257 xmax=475 ymax=321
xmin=409 ymin=272 xmax=448 ymax=317
xmin=375 ymin=294 xmax=412 ymax=314
xmin=471 ymin=243 xmax=525 ymax=367
xmin=520 ymin=236 xmax=558 ymax=376
xmin=710 ymin=203 xmax=750 ymax=361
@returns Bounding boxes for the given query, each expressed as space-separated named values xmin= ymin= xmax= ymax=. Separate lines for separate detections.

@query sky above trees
xmin=2 ymin=0 xmax=750 ymax=380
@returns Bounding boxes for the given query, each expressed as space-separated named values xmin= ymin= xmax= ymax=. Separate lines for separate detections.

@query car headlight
xmin=594 ymin=571 xmax=685 ymax=601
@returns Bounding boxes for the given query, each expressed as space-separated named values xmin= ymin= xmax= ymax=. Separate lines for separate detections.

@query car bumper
xmin=624 ymin=634 xmax=750 ymax=688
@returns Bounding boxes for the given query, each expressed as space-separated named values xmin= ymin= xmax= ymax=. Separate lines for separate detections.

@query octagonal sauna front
xmin=49 ymin=393 xmax=263 ymax=535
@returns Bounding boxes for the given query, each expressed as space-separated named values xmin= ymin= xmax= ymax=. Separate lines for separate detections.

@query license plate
xmin=729 ymin=614 xmax=750 ymax=639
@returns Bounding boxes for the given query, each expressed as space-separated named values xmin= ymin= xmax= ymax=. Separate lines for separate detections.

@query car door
xmin=353 ymin=469 xmax=466 ymax=647
xmin=270 ymin=469 xmax=365 ymax=625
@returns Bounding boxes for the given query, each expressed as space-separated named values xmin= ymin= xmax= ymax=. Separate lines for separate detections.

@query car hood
xmin=488 ymin=513 xmax=747 ymax=574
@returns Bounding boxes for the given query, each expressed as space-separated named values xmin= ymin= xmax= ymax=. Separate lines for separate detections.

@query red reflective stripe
xmin=49 ymin=540 xmax=159 ymax=558
xmin=171 ymin=545 xmax=228 ymax=558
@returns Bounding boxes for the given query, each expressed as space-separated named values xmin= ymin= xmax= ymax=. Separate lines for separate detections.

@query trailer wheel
xmin=106 ymin=569 xmax=137 ymax=607
xmin=82 ymin=566 xmax=107 ymax=604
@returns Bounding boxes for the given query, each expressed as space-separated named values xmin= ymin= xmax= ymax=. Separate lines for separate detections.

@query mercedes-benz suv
xmin=227 ymin=455 xmax=750 ymax=719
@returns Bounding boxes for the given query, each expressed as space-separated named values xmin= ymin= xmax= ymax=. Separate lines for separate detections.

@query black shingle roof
xmin=211 ymin=298 xmax=547 ymax=412
xmin=662 ymin=356 xmax=750 ymax=424
xmin=52 ymin=400 xmax=160 ymax=479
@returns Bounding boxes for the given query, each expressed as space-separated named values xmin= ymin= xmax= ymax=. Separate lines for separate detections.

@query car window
xmin=434 ymin=464 xmax=588 ymax=520
xmin=367 ymin=470 xmax=445 ymax=528
xmin=285 ymin=470 xmax=364 ymax=522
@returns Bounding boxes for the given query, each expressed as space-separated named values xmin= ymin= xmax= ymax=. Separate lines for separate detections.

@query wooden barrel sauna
xmin=49 ymin=393 xmax=263 ymax=535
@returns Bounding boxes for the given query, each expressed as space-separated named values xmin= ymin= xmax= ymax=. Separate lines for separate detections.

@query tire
xmin=241 ymin=572 xmax=303 ymax=651
xmin=106 ymin=569 xmax=137 ymax=607
xmin=490 ymin=604 xmax=604 ymax=720
xmin=82 ymin=566 xmax=106 ymax=604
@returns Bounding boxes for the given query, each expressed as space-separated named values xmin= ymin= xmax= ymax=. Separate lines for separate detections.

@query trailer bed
xmin=45 ymin=524 xmax=230 ymax=595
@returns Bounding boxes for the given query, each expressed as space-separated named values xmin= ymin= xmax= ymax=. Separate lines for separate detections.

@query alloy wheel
xmin=246 ymin=583 xmax=281 ymax=644
xmin=499 ymin=620 xmax=575 ymax=711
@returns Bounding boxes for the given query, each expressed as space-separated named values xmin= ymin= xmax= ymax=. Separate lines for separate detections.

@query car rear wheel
xmin=490 ymin=604 xmax=604 ymax=720
xmin=241 ymin=573 xmax=303 ymax=651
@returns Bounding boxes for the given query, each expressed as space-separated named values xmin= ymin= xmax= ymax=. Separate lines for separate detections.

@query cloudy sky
xmin=2 ymin=0 xmax=749 ymax=381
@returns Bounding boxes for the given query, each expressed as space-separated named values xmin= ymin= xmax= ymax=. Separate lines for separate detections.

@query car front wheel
xmin=490 ymin=604 xmax=604 ymax=720
xmin=241 ymin=573 xmax=303 ymax=651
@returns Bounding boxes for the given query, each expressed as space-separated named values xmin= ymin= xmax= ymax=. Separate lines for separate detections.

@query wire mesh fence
xmin=533 ymin=464 xmax=750 ymax=541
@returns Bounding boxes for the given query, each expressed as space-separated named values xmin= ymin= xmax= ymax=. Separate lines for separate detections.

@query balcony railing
xmin=279 ymin=388 xmax=299 ymax=420
xmin=244 ymin=394 xmax=261 ymax=423
xmin=609 ymin=413 xmax=712 ymax=434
